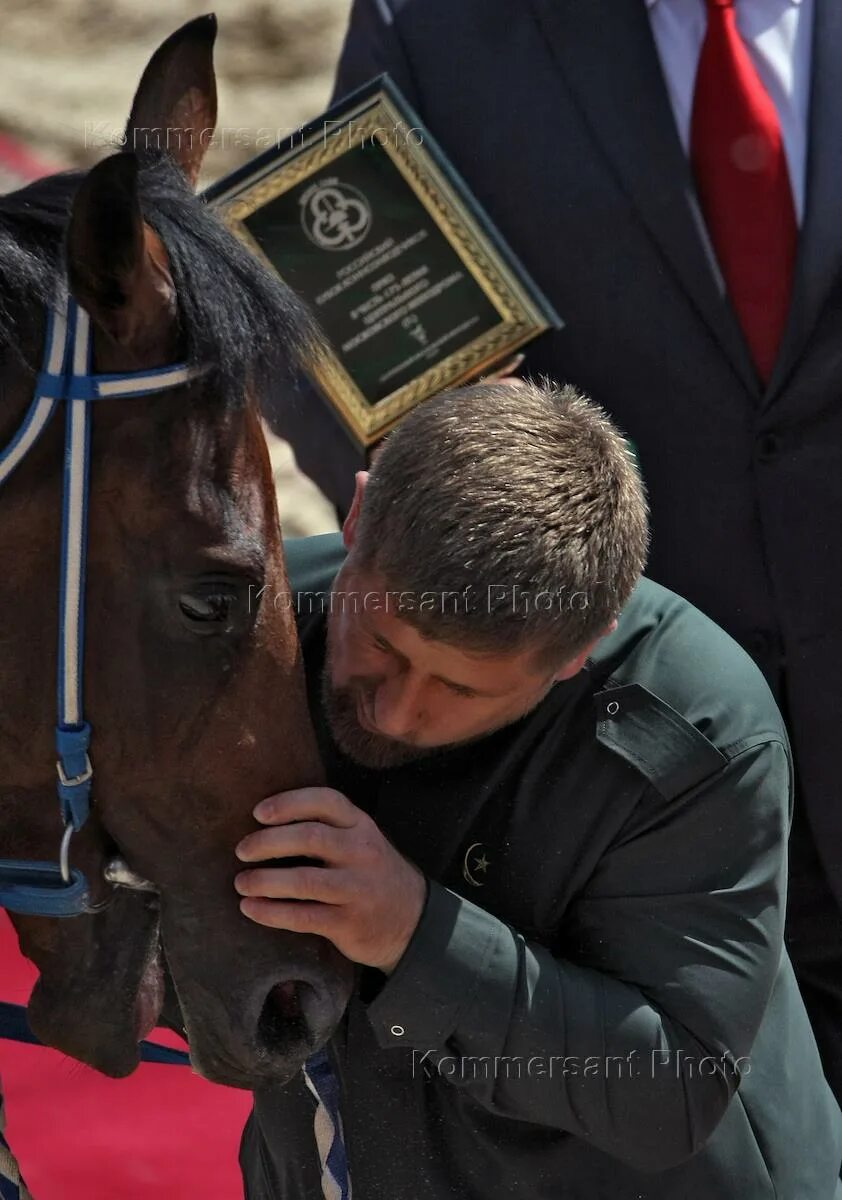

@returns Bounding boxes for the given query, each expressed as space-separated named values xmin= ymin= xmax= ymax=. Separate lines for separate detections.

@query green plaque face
xmin=242 ymin=143 xmax=502 ymax=406
xmin=205 ymin=78 xmax=560 ymax=448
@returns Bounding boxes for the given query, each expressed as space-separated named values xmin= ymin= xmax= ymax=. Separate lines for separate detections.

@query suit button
xmin=756 ymin=432 xmax=781 ymax=462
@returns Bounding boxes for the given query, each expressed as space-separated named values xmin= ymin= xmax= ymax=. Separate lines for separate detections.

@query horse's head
xmin=0 ymin=15 xmax=353 ymax=1086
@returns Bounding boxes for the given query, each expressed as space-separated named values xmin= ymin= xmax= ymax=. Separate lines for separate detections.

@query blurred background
xmin=0 ymin=0 xmax=351 ymax=535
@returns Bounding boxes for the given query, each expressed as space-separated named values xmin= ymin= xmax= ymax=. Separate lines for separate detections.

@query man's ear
xmin=342 ymin=471 xmax=369 ymax=550
xmin=552 ymin=618 xmax=619 ymax=682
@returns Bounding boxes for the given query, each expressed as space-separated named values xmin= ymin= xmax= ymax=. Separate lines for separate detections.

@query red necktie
xmin=690 ymin=0 xmax=797 ymax=383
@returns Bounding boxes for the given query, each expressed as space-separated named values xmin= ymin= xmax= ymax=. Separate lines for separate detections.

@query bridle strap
xmin=0 ymin=304 xmax=67 ymax=489
xmin=0 ymin=286 xmax=201 ymax=918
xmin=57 ymin=302 xmax=94 ymax=829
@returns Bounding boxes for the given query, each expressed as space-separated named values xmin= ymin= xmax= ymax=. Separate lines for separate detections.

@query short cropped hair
xmin=352 ymin=379 xmax=649 ymax=666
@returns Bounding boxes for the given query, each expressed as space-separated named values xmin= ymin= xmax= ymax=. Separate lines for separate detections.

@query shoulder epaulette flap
xmin=594 ymin=683 xmax=727 ymax=799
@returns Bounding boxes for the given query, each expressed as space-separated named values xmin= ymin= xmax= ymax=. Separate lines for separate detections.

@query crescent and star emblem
xmin=462 ymin=842 xmax=491 ymax=888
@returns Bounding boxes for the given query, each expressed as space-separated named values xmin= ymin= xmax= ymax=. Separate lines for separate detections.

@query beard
xmin=320 ymin=621 xmax=560 ymax=770
xmin=320 ymin=666 xmax=553 ymax=771
xmin=320 ymin=668 xmax=437 ymax=769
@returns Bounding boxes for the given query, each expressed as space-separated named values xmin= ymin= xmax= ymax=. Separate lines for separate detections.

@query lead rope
xmin=0 ymin=1087 xmax=33 ymax=1200
xmin=0 ymin=1057 xmax=348 ymax=1200
xmin=302 ymin=1049 xmax=352 ymax=1200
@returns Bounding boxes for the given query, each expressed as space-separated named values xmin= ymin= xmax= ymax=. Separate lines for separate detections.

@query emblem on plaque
xmin=300 ymin=178 xmax=373 ymax=252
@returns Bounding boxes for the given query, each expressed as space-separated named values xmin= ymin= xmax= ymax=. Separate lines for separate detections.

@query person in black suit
xmin=273 ymin=0 xmax=842 ymax=1103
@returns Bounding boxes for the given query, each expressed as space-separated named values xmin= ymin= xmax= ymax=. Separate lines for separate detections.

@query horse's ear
xmin=124 ymin=13 xmax=217 ymax=190
xmin=66 ymin=154 xmax=177 ymax=348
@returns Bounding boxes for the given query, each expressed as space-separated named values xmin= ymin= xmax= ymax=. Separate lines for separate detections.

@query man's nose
xmin=372 ymin=675 xmax=424 ymax=740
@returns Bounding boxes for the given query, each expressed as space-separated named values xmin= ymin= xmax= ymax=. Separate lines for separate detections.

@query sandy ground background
xmin=0 ymin=0 xmax=354 ymax=535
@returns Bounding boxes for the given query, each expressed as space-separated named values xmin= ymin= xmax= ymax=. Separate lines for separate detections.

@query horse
xmin=0 ymin=14 xmax=352 ymax=1090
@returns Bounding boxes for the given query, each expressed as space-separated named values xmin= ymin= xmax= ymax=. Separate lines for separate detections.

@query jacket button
xmin=390 ymin=1024 xmax=405 ymax=1037
xmin=756 ymin=432 xmax=781 ymax=462
xmin=606 ymin=700 xmax=620 ymax=716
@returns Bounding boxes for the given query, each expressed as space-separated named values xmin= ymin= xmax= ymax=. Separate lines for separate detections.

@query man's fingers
xmin=238 ymin=897 xmax=342 ymax=939
xmin=478 ymin=352 xmax=525 ymax=383
xmin=236 ymin=820 xmax=346 ymax=864
xmin=235 ymin=865 xmax=350 ymax=902
xmin=253 ymin=787 xmax=358 ymax=828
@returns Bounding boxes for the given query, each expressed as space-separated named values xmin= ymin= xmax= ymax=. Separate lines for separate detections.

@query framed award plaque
xmin=204 ymin=76 xmax=561 ymax=450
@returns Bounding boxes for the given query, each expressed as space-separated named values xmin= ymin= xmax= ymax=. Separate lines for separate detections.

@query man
xmin=235 ymin=381 xmax=841 ymax=1199
xmin=273 ymin=0 xmax=842 ymax=1102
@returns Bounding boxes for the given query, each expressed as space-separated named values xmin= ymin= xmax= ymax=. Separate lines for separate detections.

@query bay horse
xmin=0 ymin=15 xmax=352 ymax=1088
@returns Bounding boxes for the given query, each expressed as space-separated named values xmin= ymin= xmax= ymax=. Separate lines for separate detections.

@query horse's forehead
xmin=92 ymin=399 xmax=271 ymax=552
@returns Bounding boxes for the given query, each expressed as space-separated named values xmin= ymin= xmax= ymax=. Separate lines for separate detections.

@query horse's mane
xmin=0 ymin=152 xmax=321 ymax=406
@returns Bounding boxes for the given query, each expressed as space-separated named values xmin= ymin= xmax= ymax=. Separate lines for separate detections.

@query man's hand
xmin=234 ymin=787 xmax=428 ymax=974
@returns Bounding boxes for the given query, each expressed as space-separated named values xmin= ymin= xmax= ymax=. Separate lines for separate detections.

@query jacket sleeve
xmin=363 ymin=736 xmax=791 ymax=1171
xmin=330 ymin=0 xmax=422 ymax=109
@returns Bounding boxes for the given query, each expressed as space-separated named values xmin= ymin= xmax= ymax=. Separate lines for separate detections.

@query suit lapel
xmin=528 ymin=0 xmax=759 ymax=396
xmin=765 ymin=0 xmax=842 ymax=404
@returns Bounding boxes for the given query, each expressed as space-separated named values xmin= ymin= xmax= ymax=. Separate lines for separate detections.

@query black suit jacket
xmin=275 ymin=0 xmax=842 ymax=905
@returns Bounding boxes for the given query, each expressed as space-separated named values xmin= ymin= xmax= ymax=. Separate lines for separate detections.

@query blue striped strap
xmin=303 ymin=1047 xmax=352 ymax=1200
xmin=0 ymin=1002 xmax=189 ymax=1066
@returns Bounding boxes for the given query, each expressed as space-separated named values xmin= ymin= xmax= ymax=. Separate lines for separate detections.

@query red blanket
xmin=0 ymin=911 xmax=251 ymax=1199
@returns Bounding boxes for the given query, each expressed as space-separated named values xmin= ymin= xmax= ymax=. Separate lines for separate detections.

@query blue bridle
xmin=0 ymin=288 xmax=200 ymax=918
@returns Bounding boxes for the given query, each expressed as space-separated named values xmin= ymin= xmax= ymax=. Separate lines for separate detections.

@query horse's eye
xmin=179 ymin=589 xmax=236 ymax=630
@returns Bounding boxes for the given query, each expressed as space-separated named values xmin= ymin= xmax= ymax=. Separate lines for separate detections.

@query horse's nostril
xmin=257 ymin=980 xmax=313 ymax=1051
xmin=273 ymin=980 xmax=305 ymax=1020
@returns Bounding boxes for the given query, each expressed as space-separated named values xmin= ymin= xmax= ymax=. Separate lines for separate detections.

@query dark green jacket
xmin=241 ymin=534 xmax=842 ymax=1199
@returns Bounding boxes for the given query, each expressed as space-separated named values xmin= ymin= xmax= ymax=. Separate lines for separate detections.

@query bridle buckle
xmin=56 ymin=753 xmax=93 ymax=789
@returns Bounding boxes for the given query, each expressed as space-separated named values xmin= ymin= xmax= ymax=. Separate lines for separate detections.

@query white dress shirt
xmin=646 ymin=0 xmax=814 ymax=222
